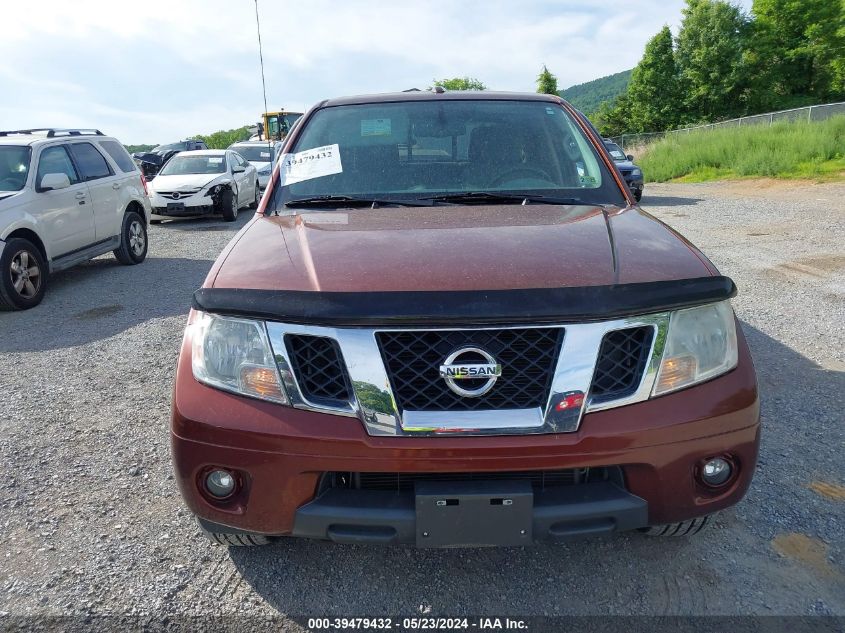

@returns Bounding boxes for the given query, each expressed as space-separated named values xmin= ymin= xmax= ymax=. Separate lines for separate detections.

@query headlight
xmin=631 ymin=168 xmax=642 ymax=177
xmin=258 ymin=165 xmax=271 ymax=175
xmin=653 ymin=301 xmax=738 ymax=396
xmin=191 ymin=312 xmax=287 ymax=404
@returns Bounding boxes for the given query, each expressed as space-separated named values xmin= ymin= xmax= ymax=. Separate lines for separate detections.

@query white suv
xmin=0 ymin=128 xmax=152 ymax=310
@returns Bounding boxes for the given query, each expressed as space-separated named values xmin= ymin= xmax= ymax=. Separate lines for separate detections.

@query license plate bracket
xmin=167 ymin=202 xmax=185 ymax=211
xmin=415 ymin=480 xmax=533 ymax=547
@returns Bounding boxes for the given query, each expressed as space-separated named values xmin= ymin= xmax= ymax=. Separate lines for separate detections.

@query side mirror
xmin=232 ymin=165 xmax=245 ymax=173
xmin=39 ymin=173 xmax=71 ymax=191
xmin=626 ymin=154 xmax=634 ymax=161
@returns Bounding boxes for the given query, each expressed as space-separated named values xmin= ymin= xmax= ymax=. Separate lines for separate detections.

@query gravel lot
xmin=1 ymin=181 xmax=843 ymax=624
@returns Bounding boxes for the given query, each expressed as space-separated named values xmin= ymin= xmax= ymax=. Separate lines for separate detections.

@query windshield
xmin=604 ymin=143 xmax=627 ymax=161
xmin=0 ymin=146 xmax=31 ymax=192
xmin=231 ymin=145 xmax=273 ymax=162
xmin=159 ymin=154 xmax=226 ymax=175
xmin=272 ymin=100 xmax=624 ymax=208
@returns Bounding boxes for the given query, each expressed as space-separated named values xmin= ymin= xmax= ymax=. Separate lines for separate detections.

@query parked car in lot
xmin=227 ymin=140 xmax=282 ymax=191
xmin=0 ymin=128 xmax=151 ymax=310
xmin=147 ymin=150 xmax=259 ymax=223
xmin=603 ymin=140 xmax=644 ymax=201
xmin=133 ymin=139 xmax=209 ymax=180
xmin=172 ymin=92 xmax=759 ymax=547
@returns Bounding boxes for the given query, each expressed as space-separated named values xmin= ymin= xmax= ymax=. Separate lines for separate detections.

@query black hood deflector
xmin=192 ymin=276 xmax=737 ymax=326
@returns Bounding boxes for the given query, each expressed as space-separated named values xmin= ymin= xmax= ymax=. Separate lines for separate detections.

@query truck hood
xmin=0 ymin=191 xmax=21 ymax=203
xmin=149 ymin=174 xmax=224 ymax=191
xmin=210 ymin=204 xmax=714 ymax=292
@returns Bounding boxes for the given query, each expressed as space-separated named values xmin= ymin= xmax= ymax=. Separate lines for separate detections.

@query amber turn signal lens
xmin=240 ymin=365 xmax=285 ymax=400
xmin=655 ymin=355 xmax=697 ymax=393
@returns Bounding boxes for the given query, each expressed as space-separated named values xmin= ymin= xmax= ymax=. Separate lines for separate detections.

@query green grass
xmin=639 ymin=115 xmax=845 ymax=183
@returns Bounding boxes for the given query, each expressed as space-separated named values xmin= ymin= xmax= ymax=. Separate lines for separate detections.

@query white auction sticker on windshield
xmin=208 ymin=157 xmax=223 ymax=164
xmin=278 ymin=144 xmax=342 ymax=186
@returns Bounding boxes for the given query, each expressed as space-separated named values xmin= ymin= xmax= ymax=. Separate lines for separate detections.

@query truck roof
xmin=320 ymin=91 xmax=565 ymax=108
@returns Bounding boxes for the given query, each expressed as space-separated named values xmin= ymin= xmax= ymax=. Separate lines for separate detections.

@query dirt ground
xmin=0 ymin=180 xmax=843 ymax=627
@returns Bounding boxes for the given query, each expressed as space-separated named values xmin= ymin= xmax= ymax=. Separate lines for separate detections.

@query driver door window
xmin=36 ymin=145 xmax=80 ymax=188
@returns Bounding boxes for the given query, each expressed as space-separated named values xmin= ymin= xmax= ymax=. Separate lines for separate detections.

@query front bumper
xmin=171 ymin=328 xmax=760 ymax=543
xmin=623 ymin=177 xmax=644 ymax=192
xmin=149 ymin=192 xmax=215 ymax=217
xmin=257 ymin=173 xmax=271 ymax=190
xmin=200 ymin=479 xmax=648 ymax=545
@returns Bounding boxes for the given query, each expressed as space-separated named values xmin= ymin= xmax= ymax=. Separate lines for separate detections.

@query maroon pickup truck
xmin=171 ymin=91 xmax=759 ymax=547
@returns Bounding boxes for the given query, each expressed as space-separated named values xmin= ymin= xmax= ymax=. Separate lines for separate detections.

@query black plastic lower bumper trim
xmin=153 ymin=205 xmax=214 ymax=216
xmin=290 ymin=481 xmax=648 ymax=546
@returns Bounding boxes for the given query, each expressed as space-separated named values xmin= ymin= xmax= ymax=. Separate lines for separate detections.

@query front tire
xmin=113 ymin=211 xmax=148 ymax=265
xmin=634 ymin=188 xmax=643 ymax=202
xmin=640 ymin=516 xmax=710 ymax=537
xmin=0 ymin=238 xmax=47 ymax=311
xmin=206 ymin=532 xmax=271 ymax=547
xmin=220 ymin=188 xmax=238 ymax=222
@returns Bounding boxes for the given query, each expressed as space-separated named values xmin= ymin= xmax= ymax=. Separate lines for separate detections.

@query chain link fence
xmin=610 ymin=101 xmax=845 ymax=149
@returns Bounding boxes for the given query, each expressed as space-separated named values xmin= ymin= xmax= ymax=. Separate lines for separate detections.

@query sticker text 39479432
xmin=278 ymin=144 xmax=343 ymax=186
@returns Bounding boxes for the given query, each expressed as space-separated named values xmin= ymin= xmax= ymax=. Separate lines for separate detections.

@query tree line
xmin=558 ymin=70 xmax=632 ymax=116
xmin=162 ymin=0 xmax=845 ymax=148
xmin=591 ymin=0 xmax=845 ymax=137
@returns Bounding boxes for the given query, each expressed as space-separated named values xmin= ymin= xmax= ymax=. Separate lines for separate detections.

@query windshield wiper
xmin=418 ymin=191 xmax=585 ymax=205
xmin=285 ymin=195 xmax=430 ymax=208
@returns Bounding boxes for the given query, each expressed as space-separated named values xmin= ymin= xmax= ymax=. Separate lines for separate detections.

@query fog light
xmin=205 ymin=469 xmax=236 ymax=499
xmin=701 ymin=457 xmax=732 ymax=487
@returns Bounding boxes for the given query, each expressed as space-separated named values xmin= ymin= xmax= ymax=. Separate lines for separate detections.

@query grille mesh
xmin=376 ymin=328 xmax=563 ymax=412
xmin=591 ymin=326 xmax=654 ymax=403
xmin=285 ymin=334 xmax=352 ymax=405
xmin=346 ymin=469 xmax=591 ymax=492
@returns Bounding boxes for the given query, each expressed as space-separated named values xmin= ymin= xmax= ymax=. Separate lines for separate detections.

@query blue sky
xmin=1 ymin=0 xmax=753 ymax=144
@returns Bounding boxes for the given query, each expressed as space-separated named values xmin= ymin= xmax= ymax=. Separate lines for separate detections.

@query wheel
xmin=634 ymin=188 xmax=643 ymax=202
xmin=640 ymin=516 xmax=710 ymax=537
xmin=113 ymin=211 xmax=148 ymax=265
xmin=0 ymin=238 xmax=47 ymax=311
xmin=206 ymin=532 xmax=271 ymax=546
xmin=248 ymin=180 xmax=260 ymax=209
xmin=220 ymin=188 xmax=238 ymax=222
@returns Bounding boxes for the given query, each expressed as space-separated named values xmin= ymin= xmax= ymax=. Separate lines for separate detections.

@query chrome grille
xmin=376 ymin=328 xmax=563 ymax=412
xmin=157 ymin=190 xmax=200 ymax=199
xmin=265 ymin=313 xmax=669 ymax=437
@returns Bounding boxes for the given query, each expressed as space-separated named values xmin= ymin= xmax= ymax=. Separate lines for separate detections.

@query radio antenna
xmin=254 ymin=0 xmax=270 ymax=147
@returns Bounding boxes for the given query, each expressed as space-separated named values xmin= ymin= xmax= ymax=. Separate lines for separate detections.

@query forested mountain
xmin=558 ymin=70 xmax=632 ymax=114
